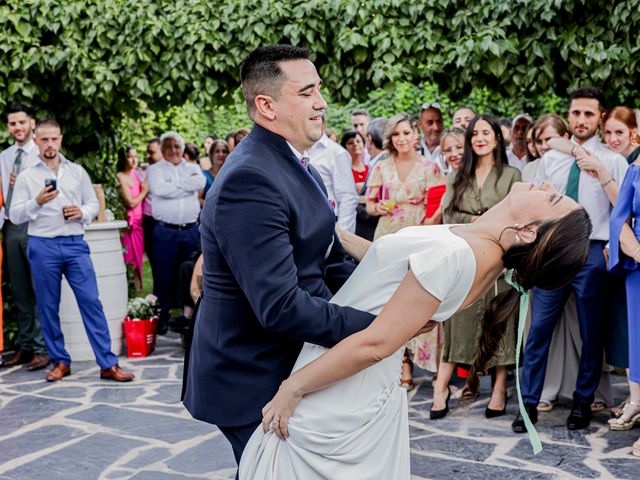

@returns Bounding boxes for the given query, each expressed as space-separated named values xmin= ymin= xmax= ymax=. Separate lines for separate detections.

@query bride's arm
xmin=335 ymin=225 xmax=372 ymax=262
xmin=262 ymin=270 xmax=440 ymax=438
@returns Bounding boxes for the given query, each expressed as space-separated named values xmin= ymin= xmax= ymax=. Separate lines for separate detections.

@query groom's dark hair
xmin=240 ymin=45 xmax=311 ymax=119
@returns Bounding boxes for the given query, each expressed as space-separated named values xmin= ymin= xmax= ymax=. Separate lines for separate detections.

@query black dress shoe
xmin=156 ymin=318 xmax=169 ymax=335
xmin=430 ymin=388 xmax=451 ymax=420
xmin=512 ymin=404 xmax=538 ymax=433
xmin=567 ymin=400 xmax=591 ymax=430
xmin=169 ymin=315 xmax=190 ymax=333
xmin=486 ymin=394 xmax=509 ymax=419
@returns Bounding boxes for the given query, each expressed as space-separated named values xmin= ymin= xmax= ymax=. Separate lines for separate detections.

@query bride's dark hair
xmin=466 ymin=207 xmax=592 ymax=394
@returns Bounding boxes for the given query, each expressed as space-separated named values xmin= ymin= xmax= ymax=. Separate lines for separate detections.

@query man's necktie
xmin=565 ymin=158 xmax=581 ymax=202
xmin=5 ymin=148 xmax=23 ymax=214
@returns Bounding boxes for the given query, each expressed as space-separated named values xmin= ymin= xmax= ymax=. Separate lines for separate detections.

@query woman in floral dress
xmin=366 ymin=113 xmax=443 ymax=384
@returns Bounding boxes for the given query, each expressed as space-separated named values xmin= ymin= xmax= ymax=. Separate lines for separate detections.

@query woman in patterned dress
xmin=366 ymin=113 xmax=443 ymax=386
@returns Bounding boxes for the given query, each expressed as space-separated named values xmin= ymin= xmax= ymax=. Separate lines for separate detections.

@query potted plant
xmin=123 ymin=294 xmax=159 ymax=358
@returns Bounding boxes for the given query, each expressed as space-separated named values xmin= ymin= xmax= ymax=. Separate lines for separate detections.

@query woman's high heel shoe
xmin=485 ymin=394 xmax=508 ymax=418
xmin=430 ymin=388 xmax=451 ymax=420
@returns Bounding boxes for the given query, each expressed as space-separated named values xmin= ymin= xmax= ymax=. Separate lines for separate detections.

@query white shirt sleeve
xmin=8 ymin=174 xmax=42 ymax=225
xmin=179 ymin=162 xmax=207 ymax=192
xmin=79 ymin=168 xmax=99 ymax=224
xmin=332 ymin=150 xmax=358 ymax=233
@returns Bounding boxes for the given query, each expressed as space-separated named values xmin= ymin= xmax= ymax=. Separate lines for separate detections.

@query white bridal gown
xmin=240 ymin=225 xmax=476 ymax=480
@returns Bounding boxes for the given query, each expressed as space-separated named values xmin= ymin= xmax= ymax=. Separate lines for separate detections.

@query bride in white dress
xmin=240 ymin=182 xmax=591 ymax=479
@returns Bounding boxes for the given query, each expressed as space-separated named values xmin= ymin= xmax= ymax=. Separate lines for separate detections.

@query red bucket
xmin=123 ymin=317 xmax=157 ymax=358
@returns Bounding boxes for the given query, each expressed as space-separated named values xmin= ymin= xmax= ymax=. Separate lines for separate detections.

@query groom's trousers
xmin=219 ymin=421 xmax=261 ymax=476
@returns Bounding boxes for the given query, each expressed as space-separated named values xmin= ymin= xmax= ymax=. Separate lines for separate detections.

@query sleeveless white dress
xmin=239 ymin=225 xmax=476 ymax=480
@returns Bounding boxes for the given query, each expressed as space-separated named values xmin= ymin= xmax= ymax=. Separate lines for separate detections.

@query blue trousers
xmin=219 ymin=421 xmax=261 ymax=479
xmin=521 ymin=241 xmax=607 ymax=405
xmin=26 ymin=235 xmax=118 ymax=369
xmin=627 ymin=270 xmax=640 ymax=384
xmin=152 ymin=222 xmax=200 ymax=321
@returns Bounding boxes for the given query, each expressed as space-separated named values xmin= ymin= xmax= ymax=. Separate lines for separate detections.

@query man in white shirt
xmin=513 ymin=88 xmax=628 ymax=433
xmin=506 ymin=114 xmax=533 ymax=172
xmin=417 ymin=103 xmax=446 ymax=172
xmin=0 ymin=103 xmax=48 ymax=370
xmin=10 ymin=119 xmax=134 ymax=383
xmin=147 ymin=131 xmax=206 ymax=334
xmin=308 ymin=128 xmax=358 ymax=232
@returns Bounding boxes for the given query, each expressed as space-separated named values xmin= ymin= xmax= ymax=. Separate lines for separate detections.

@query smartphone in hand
xmin=45 ymin=178 xmax=57 ymax=191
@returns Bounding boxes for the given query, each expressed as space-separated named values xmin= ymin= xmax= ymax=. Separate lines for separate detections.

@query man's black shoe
xmin=511 ymin=404 xmax=538 ymax=433
xmin=156 ymin=318 xmax=169 ymax=335
xmin=567 ymin=400 xmax=591 ymax=430
xmin=169 ymin=315 xmax=190 ymax=332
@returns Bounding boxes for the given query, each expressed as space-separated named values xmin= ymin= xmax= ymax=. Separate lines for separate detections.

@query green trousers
xmin=3 ymin=221 xmax=46 ymax=353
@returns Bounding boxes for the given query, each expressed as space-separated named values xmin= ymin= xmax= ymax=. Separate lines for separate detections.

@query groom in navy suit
xmin=183 ymin=45 xmax=376 ymax=467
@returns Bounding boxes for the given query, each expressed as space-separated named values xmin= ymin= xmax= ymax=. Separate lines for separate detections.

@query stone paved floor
xmin=1 ymin=334 xmax=638 ymax=479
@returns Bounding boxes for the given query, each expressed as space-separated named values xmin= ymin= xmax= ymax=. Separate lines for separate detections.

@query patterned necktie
xmin=300 ymin=155 xmax=310 ymax=170
xmin=5 ymin=148 xmax=23 ymax=214
xmin=565 ymin=158 xmax=581 ymax=202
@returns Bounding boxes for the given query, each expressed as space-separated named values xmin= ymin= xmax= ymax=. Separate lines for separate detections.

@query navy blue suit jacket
xmin=183 ymin=125 xmax=375 ymax=428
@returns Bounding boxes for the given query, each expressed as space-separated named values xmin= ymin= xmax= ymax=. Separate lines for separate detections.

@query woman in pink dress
xmin=117 ymin=146 xmax=148 ymax=291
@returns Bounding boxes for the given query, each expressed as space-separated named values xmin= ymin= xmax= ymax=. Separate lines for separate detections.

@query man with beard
xmin=9 ymin=119 xmax=134 ymax=383
xmin=513 ymin=87 xmax=628 ymax=432
xmin=0 ymin=103 xmax=48 ymax=370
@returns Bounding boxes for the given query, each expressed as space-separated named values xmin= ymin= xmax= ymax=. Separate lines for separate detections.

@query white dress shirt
xmin=9 ymin=154 xmax=99 ymax=237
xmin=147 ymin=159 xmax=205 ymax=224
xmin=534 ymin=136 xmax=628 ymax=241
xmin=308 ymin=134 xmax=358 ymax=232
xmin=420 ymin=138 xmax=446 ymax=173
xmin=506 ymin=147 xmax=528 ymax=172
xmin=0 ymin=139 xmax=39 ymax=224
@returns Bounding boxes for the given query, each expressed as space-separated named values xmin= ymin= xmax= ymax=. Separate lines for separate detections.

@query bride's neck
xmin=462 ymin=204 xmax=519 ymax=253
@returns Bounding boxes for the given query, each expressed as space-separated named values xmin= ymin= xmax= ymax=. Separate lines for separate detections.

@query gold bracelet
xmin=600 ymin=177 xmax=613 ymax=187
xmin=631 ymin=246 xmax=640 ymax=262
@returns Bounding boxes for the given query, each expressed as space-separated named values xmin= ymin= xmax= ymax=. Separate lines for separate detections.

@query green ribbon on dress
xmin=504 ymin=269 xmax=543 ymax=455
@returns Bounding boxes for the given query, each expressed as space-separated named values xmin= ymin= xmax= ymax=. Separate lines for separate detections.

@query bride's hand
xmin=261 ymin=380 xmax=303 ymax=439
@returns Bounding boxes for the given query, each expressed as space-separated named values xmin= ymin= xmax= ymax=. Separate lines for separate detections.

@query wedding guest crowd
xmin=2 ymin=84 xmax=640 ymax=458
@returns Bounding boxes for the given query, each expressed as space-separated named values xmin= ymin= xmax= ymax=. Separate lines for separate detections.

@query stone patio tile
xmin=146 ymin=384 xmax=182 ymax=404
xmin=507 ymin=438 xmax=598 ymax=478
xmin=0 ymin=425 xmax=85 ymax=462
xmin=3 ymin=433 xmax=144 ymax=480
xmin=91 ymin=386 xmax=146 ymax=404
xmin=0 ymin=396 xmax=80 ymax=436
xmin=129 ymin=471 xmax=203 ymax=479
xmin=411 ymin=435 xmax=495 ymax=462
xmin=68 ymin=404 xmax=212 ymax=443
xmin=140 ymin=367 xmax=170 ymax=380
xmin=42 ymin=386 xmax=88 ymax=399
xmin=122 ymin=447 xmax=173 ymax=468
xmin=165 ymin=434 xmax=236 ymax=474
xmin=411 ymin=454 xmax=553 ymax=479
xmin=599 ymin=457 xmax=640 ymax=479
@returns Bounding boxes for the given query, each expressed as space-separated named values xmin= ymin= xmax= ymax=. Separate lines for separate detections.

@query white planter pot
xmin=59 ymin=220 xmax=128 ymax=361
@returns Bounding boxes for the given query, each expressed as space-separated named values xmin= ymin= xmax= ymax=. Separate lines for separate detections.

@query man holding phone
xmin=0 ymin=102 xmax=48 ymax=370
xmin=9 ymin=119 xmax=134 ymax=382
